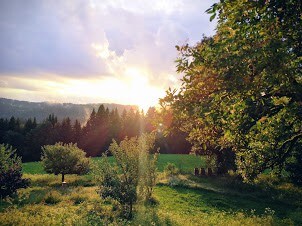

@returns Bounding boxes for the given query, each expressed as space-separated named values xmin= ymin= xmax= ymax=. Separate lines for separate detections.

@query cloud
xmin=0 ymin=0 xmax=108 ymax=77
xmin=0 ymin=0 xmax=217 ymax=105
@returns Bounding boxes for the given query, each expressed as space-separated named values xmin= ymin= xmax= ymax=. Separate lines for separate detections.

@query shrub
xmin=41 ymin=142 xmax=90 ymax=183
xmin=164 ymin=163 xmax=185 ymax=187
xmin=95 ymin=133 xmax=158 ymax=219
xmin=0 ymin=144 xmax=30 ymax=198
xmin=164 ymin=163 xmax=179 ymax=177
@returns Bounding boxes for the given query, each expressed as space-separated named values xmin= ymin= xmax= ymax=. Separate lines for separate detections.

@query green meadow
xmin=23 ymin=154 xmax=204 ymax=174
xmin=1 ymin=154 xmax=301 ymax=225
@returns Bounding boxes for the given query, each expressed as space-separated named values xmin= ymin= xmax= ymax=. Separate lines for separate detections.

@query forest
xmin=0 ymin=106 xmax=191 ymax=162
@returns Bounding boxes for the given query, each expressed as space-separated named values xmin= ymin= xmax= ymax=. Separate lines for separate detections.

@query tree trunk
xmin=62 ymin=173 xmax=65 ymax=183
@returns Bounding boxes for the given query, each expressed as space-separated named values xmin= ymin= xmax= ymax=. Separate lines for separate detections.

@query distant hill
xmin=0 ymin=98 xmax=138 ymax=124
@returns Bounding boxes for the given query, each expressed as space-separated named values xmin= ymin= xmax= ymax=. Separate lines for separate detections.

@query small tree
xmin=138 ymin=142 xmax=158 ymax=202
xmin=41 ymin=142 xmax=90 ymax=183
xmin=0 ymin=144 xmax=30 ymax=198
xmin=95 ymin=133 xmax=158 ymax=219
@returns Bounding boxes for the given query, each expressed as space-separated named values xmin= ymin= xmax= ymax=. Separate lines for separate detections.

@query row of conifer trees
xmin=0 ymin=105 xmax=191 ymax=162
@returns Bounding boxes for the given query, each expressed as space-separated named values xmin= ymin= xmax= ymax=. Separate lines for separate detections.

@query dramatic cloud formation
xmin=0 ymin=0 xmax=217 ymax=109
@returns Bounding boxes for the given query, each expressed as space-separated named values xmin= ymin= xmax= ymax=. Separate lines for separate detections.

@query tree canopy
xmin=161 ymin=0 xmax=302 ymax=182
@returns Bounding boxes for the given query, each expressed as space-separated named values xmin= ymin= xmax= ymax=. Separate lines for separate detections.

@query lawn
xmin=2 ymin=154 xmax=301 ymax=225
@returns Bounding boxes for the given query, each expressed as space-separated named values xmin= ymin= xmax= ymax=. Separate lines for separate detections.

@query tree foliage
xmin=95 ymin=133 xmax=158 ymax=218
xmin=41 ymin=142 xmax=90 ymax=183
xmin=161 ymin=0 xmax=301 ymax=182
xmin=0 ymin=144 xmax=29 ymax=198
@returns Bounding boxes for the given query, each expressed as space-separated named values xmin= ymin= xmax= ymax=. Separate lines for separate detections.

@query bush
xmin=0 ymin=144 xmax=30 ymax=198
xmin=41 ymin=142 xmax=90 ymax=183
xmin=164 ymin=163 xmax=179 ymax=177
xmin=95 ymin=133 xmax=158 ymax=219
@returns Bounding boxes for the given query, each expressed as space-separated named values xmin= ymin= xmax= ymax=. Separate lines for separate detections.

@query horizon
xmin=0 ymin=96 xmax=139 ymax=107
xmin=0 ymin=0 xmax=217 ymax=111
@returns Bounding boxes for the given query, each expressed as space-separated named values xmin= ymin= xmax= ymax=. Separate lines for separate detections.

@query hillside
xmin=0 ymin=98 xmax=138 ymax=123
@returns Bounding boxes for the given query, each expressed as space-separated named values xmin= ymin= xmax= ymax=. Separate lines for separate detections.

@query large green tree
xmin=162 ymin=0 xmax=301 ymax=181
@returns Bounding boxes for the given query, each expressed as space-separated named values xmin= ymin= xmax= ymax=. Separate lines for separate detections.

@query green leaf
xmin=210 ymin=13 xmax=216 ymax=22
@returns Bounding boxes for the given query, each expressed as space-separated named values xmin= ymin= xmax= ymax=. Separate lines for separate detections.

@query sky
xmin=0 ymin=0 xmax=217 ymax=111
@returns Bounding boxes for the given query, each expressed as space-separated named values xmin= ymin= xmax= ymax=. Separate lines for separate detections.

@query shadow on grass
xmin=25 ymin=174 xmax=96 ymax=188
xmin=156 ymin=181 xmax=298 ymax=219
xmin=0 ymin=187 xmax=48 ymax=211
xmin=49 ymin=178 xmax=96 ymax=188
xmin=187 ymin=174 xmax=302 ymax=208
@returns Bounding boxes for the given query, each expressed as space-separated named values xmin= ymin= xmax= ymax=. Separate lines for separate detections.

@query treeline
xmin=0 ymin=105 xmax=191 ymax=162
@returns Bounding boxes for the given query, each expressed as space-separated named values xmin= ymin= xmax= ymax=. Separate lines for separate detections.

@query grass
xmin=1 ymin=154 xmax=301 ymax=225
xmin=154 ymin=185 xmax=280 ymax=226
xmin=156 ymin=154 xmax=204 ymax=172
xmin=23 ymin=154 xmax=204 ymax=174
xmin=23 ymin=161 xmax=46 ymax=174
xmin=1 ymin=173 xmax=301 ymax=225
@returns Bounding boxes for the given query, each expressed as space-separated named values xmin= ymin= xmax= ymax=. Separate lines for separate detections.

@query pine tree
xmin=8 ymin=116 xmax=16 ymax=131
xmin=73 ymin=119 xmax=82 ymax=143
xmin=24 ymin=118 xmax=34 ymax=134
xmin=60 ymin=117 xmax=73 ymax=143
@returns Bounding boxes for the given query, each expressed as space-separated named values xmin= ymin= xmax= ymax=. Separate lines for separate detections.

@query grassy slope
xmin=1 ymin=154 xmax=301 ymax=225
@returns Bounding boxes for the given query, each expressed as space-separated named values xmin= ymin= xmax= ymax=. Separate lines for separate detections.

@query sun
xmin=124 ymin=67 xmax=162 ymax=112
xmin=132 ymin=92 xmax=158 ymax=112
xmin=48 ymin=67 xmax=163 ymax=111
